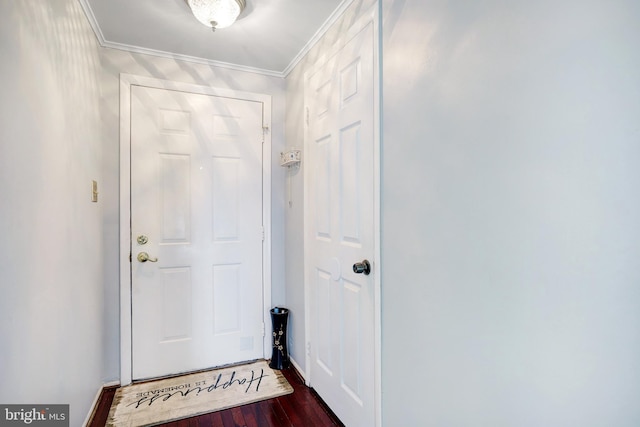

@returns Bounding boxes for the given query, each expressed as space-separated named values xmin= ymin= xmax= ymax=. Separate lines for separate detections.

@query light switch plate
xmin=91 ymin=180 xmax=98 ymax=203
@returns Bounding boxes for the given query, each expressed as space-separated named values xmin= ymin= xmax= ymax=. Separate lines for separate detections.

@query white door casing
xmin=120 ymin=75 xmax=272 ymax=385
xmin=304 ymin=20 xmax=378 ymax=427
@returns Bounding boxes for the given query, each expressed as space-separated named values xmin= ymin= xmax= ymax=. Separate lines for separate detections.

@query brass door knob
xmin=137 ymin=252 xmax=158 ymax=263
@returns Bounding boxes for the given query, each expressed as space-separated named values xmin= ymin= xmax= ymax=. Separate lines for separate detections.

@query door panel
xmin=130 ymin=86 xmax=264 ymax=380
xmin=305 ymin=23 xmax=375 ymax=427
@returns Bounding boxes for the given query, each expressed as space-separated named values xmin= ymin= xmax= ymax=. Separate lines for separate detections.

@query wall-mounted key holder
xmin=280 ymin=149 xmax=301 ymax=167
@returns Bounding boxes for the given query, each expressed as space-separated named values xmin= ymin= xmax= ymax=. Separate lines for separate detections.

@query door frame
xmin=303 ymin=4 xmax=381 ymax=426
xmin=119 ymin=74 xmax=272 ymax=386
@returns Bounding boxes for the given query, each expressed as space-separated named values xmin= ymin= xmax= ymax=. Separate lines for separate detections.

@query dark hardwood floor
xmin=89 ymin=366 xmax=344 ymax=427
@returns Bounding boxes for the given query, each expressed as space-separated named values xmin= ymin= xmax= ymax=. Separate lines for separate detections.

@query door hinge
xmin=261 ymin=226 xmax=265 ymax=241
xmin=306 ymin=341 xmax=311 ymax=356
xmin=129 ymin=252 xmax=132 ymax=263
xmin=262 ymin=126 xmax=269 ymax=143
xmin=262 ymin=322 xmax=266 ymax=337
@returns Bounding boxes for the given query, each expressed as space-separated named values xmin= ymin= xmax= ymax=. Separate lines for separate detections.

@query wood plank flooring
xmin=89 ymin=366 xmax=344 ymax=427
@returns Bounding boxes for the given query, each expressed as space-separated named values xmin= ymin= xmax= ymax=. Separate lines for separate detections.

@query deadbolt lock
xmin=137 ymin=235 xmax=149 ymax=245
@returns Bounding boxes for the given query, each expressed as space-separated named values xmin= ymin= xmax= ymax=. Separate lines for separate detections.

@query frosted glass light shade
xmin=187 ymin=0 xmax=245 ymax=30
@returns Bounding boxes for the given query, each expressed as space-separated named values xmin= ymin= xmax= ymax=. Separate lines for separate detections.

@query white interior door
xmin=305 ymin=23 xmax=376 ymax=427
xmin=130 ymin=85 xmax=264 ymax=380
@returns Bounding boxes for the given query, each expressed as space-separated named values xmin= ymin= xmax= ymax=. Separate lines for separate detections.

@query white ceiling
xmin=80 ymin=0 xmax=349 ymax=76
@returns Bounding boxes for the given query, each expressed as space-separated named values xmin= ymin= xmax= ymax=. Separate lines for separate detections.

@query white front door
xmin=130 ymin=85 xmax=265 ymax=380
xmin=305 ymin=23 xmax=376 ymax=427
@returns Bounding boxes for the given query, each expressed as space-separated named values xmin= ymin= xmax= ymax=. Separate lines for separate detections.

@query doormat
xmin=106 ymin=360 xmax=293 ymax=426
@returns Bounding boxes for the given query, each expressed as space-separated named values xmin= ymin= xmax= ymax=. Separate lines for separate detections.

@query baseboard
xmin=83 ymin=381 xmax=120 ymax=427
xmin=289 ymin=357 xmax=308 ymax=386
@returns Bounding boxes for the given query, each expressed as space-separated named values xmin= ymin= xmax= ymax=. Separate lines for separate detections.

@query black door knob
xmin=353 ymin=260 xmax=371 ymax=275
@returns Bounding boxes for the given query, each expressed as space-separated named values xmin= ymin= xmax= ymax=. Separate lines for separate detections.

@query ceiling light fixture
xmin=187 ymin=0 xmax=246 ymax=32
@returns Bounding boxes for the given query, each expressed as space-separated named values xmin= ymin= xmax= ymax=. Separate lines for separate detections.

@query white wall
xmin=0 ymin=1 xmax=105 ymax=425
xmin=98 ymin=48 xmax=288 ymax=381
xmin=381 ymin=0 xmax=640 ymax=425
xmin=0 ymin=2 xmax=288 ymax=421
xmin=284 ymin=0 xmax=378 ymax=373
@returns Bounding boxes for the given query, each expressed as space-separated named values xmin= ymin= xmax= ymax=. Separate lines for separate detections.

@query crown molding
xmin=102 ymin=39 xmax=284 ymax=78
xmin=78 ymin=0 xmax=282 ymax=77
xmin=282 ymin=0 xmax=355 ymax=77
xmin=78 ymin=0 xmax=107 ymax=45
xmin=77 ymin=0 xmax=354 ymax=79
